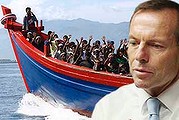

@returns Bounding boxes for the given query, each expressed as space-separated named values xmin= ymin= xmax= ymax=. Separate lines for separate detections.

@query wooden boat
xmin=1 ymin=5 xmax=133 ymax=117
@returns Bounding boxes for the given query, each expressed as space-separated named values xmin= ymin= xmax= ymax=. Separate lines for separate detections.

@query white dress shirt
xmin=92 ymin=79 xmax=179 ymax=120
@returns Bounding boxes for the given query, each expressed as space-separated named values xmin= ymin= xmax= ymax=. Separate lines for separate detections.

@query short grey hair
xmin=130 ymin=0 xmax=179 ymax=45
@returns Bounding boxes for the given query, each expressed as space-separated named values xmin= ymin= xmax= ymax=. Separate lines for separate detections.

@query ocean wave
xmin=16 ymin=93 xmax=91 ymax=120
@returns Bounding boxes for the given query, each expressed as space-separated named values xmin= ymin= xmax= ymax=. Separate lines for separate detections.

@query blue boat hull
xmin=11 ymin=33 xmax=117 ymax=112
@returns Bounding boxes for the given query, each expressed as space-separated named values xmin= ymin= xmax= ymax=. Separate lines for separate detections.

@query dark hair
xmin=54 ymin=34 xmax=59 ymax=38
xmin=63 ymin=35 xmax=68 ymax=39
xmin=110 ymin=41 xmax=114 ymax=45
xmin=47 ymin=31 xmax=52 ymax=36
xmin=82 ymin=40 xmax=87 ymax=44
xmin=130 ymin=0 xmax=179 ymax=45
xmin=26 ymin=7 xmax=31 ymax=12
xmin=95 ymin=40 xmax=100 ymax=45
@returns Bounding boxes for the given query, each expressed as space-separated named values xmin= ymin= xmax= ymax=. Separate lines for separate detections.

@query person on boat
xmin=31 ymin=36 xmax=44 ymax=52
xmin=119 ymin=38 xmax=129 ymax=58
xmin=54 ymin=43 xmax=64 ymax=60
xmin=51 ymin=38 xmax=60 ymax=57
xmin=92 ymin=0 xmax=179 ymax=120
xmin=70 ymin=39 xmax=85 ymax=65
xmin=44 ymin=31 xmax=53 ymax=57
xmin=104 ymin=53 xmax=119 ymax=74
xmin=94 ymin=40 xmax=101 ymax=50
xmin=49 ymin=31 xmax=55 ymax=42
xmin=31 ymin=31 xmax=38 ymax=46
xmin=53 ymin=34 xmax=59 ymax=40
xmin=26 ymin=32 xmax=33 ymax=43
xmin=100 ymin=36 xmax=108 ymax=60
xmin=116 ymin=48 xmax=129 ymax=74
xmin=71 ymin=37 xmax=84 ymax=65
xmin=47 ymin=31 xmax=52 ymax=40
xmin=101 ymin=36 xmax=107 ymax=45
xmin=78 ymin=36 xmax=94 ymax=68
xmin=91 ymin=48 xmax=105 ymax=71
xmin=66 ymin=40 xmax=82 ymax=64
xmin=54 ymin=34 xmax=73 ymax=61
xmin=62 ymin=35 xmax=69 ymax=45
xmin=22 ymin=7 xmax=37 ymax=32
xmin=106 ymin=41 xmax=115 ymax=57
xmin=65 ymin=42 xmax=76 ymax=63
xmin=47 ymin=31 xmax=57 ymax=56
xmin=59 ymin=52 xmax=67 ymax=62
xmin=101 ymin=40 xmax=115 ymax=61
xmin=51 ymin=33 xmax=60 ymax=55
xmin=63 ymin=35 xmax=73 ymax=60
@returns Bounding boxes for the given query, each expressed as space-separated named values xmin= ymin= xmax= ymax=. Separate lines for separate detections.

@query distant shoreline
xmin=0 ymin=59 xmax=17 ymax=63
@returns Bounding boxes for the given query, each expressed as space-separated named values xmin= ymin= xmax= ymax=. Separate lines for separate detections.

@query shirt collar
xmin=158 ymin=79 xmax=179 ymax=112
xmin=135 ymin=79 xmax=179 ymax=114
xmin=134 ymin=84 xmax=151 ymax=115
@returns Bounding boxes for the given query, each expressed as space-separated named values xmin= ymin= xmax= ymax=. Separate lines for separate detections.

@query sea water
xmin=0 ymin=63 xmax=91 ymax=120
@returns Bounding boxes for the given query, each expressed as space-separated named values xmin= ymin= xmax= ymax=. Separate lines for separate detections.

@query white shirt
xmin=92 ymin=80 xmax=179 ymax=120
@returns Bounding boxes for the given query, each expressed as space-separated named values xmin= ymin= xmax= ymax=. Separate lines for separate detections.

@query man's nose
xmin=135 ymin=43 xmax=149 ymax=64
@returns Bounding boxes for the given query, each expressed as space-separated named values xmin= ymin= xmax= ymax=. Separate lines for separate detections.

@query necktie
xmin=147 ymin=97 xmax=161 ymax=120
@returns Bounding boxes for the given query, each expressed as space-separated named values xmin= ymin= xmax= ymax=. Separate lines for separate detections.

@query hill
xmin=44 ymin=18 xmax=129 ymax=45
xmin=0 ymin=18 xmax=129 ymax=59
xmin=0 ymin=59 xmax=16 ymax=63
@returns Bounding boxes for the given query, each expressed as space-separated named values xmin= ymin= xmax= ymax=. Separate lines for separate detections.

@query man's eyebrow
xmin=129 ymin=34 xmax=137 ymax=40
xmin=147 ymin=39 xmax=169 ymax=46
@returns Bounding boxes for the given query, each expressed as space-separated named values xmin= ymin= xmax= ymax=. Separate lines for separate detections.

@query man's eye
xmin=129 ymin=40 xmax=138 ymax=46
xmin=153 ymin=44 xmax=161 ymax=48
xmin=150 ymin=43 xmax=164 ymax=49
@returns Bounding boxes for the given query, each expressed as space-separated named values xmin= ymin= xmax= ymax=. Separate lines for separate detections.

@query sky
xmin=0 ymin=0 xmax=179 ymax=59
xmin=0 ymin=0 xmax=147 ymax=26
xmin=1 ymin=0 xmax=179 ymax=27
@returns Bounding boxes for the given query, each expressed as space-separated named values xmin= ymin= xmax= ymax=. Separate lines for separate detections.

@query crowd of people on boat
xmin=22 ymin=7 xmax=130 ymax=75
xmin=26 ymin=30 xmax=130 ymax=75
